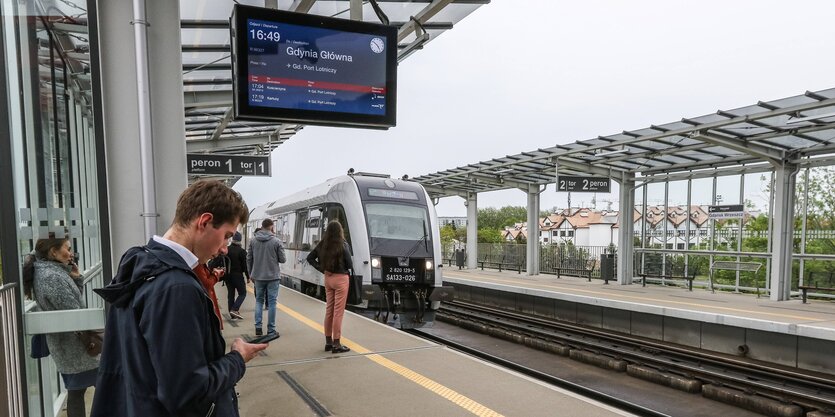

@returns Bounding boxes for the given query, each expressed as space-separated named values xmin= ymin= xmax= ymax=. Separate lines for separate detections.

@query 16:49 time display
xmin=249 ymin=29 xmax=280 ymax=42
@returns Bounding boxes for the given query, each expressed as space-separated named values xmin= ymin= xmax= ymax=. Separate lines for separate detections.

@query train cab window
xmin=323 ymin=204 xmax=352 ymax=250
xmin=365 ymin=203 xmax=431 ymax=241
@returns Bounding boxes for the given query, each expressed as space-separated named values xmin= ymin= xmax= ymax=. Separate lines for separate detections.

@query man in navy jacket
xmin=91 ymin=180 xmax=267 ymax=417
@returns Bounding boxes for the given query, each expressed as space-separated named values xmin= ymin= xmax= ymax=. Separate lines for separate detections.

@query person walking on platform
xmin=91 ymin=180 xmax=267 ymax=417
xmin=247 ymin=218 xmax=286 ymax=336
xmin=23 ymin=234 xmax=99 ymax=417
xmin=213 ymin=232 xmax=249 ymax=320
xmin=306 ymin=221 xmax=353 ymax=353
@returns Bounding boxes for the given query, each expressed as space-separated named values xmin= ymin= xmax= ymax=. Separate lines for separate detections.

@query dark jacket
xmin=246 ymin=229 xmax=286 ymax=281
xmin=91 ymin=239 xmax=245 ymax=417
xmin=307 ymin=241 xmax=353 ymax=274
xmin=211 ymin=243 xmax=248 ymax=281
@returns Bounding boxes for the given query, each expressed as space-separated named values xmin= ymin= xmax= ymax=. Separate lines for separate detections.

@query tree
xmin=478 ymin=206 xmax=528 ymax=230
xmin=478 ymin=228 xmax=503 ymax=243
xmin=440 ymin=224 xmax=457 ymax=245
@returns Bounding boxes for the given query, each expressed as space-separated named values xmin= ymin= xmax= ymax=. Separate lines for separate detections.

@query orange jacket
xmin=193 ymin=264 xmax=223 ymax=330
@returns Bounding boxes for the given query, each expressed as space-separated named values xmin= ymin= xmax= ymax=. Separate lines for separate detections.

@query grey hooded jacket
xmin=246 ymin=229 xmax=286 ymax=281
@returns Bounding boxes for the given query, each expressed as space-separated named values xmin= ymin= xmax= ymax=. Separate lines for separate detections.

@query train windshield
xmin=365 ymin=203 xmax=431 ymax=241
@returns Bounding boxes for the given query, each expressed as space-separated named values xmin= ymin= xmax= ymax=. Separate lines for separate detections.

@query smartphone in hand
xmin=249 ymin=333 xmax=279 ymax=344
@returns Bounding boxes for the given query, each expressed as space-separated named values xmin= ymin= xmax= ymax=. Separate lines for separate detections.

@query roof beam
xmin=184 ymin=90 xmax=232 ymax=109
xmin=691 ymin=132 xmax=784 ymax=165
xmin=290 ymin=0 xmax=318 ymax=13
xmin=398 ymin=0 xmax=453 ymax=42
xmin=186 ymin=135 xmax=273 ymax=153
xmin=554 ymin=157 xmax=626 ymax=178
xmin=210 ymin=108 xmax=234 ymax=141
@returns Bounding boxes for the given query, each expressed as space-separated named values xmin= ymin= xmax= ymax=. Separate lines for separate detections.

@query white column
xmin=466 ymin=192 xmax=478 ymax=269
xmin=769 ymin=164 xmax=798 ymax=301
xmin=617 ymin=173 xmax=636 ymax=284
xmin=97 ymin=0 xmax=186 ymax=266
xmin=526 ymin=185 xmax=540 ymax=275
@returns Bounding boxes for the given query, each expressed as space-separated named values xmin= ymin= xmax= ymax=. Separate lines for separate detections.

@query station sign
xmin=708 ymin=204 xmax=744 ymax=219
xmin=557 ymin=175 xmax=610 ymax=193
xmin=187 ymin=154 xmax=271 ymax=177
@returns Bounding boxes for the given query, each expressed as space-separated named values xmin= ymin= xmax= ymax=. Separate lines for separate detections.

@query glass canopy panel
xmin=686 ymin=113 xmax=729 ymax=125
xmin=765 ymin=94 xmax=817 ymax=109
xmin=764 ymin=135 xmax=827 ymax=149
xmin=721 ymin=104 xmax=769 ymax=117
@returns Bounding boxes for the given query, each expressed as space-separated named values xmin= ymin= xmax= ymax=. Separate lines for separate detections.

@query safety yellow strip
xmin=246 ymin=286 xmax=505 ymax=417
xmin=444 ymin=271 xmax=820 ymax=321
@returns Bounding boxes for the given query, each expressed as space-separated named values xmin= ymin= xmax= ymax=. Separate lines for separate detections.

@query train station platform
xmin=441 ymin=268 xmax=835 ymax=376
xmin=215 ymin=284 xmax=633 ymax=417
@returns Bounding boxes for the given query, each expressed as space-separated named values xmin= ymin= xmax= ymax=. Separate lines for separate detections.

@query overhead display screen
xmin=231 ymin=5 xmax=397 ymax=129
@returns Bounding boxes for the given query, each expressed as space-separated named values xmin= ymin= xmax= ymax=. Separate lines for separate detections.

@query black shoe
xmin=324 ymin=344 xmax=333 ymax=352
xmin=332 ymin=344 xmax=350 ymax=354
xmin=268 ymin=330 xmax=280 ymax=338
xmin=255 ymin=328 xmax=263 ymax=336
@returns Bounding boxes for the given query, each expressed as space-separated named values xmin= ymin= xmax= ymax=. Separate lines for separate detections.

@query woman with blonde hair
xmin=307 ymin=221 xmax=353 ymax=353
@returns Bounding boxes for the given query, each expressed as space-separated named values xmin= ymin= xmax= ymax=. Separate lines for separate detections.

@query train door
xmin=322 ymin=203 xmax=352 ymax=251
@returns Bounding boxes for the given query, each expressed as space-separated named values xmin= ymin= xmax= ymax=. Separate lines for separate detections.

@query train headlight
xmin=371 ymin=256 xmax=382 ymax=280
xmin=425 ymin=260 xmax=433 ymax=270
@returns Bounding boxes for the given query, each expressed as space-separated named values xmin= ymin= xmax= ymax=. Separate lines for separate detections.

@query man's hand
xmin=212 ymin=268 xmax=226 ymax=279
xmin=231 ymin=338 xmax=267 ymax=363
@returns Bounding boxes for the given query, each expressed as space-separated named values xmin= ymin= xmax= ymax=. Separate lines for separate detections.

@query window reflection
xmin=1 ymin=1 xmax=105 ymax=415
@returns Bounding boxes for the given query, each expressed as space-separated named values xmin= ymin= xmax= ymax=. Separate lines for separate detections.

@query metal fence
xmin=1 ymin=283 xmax=25 ymax=417
xmin=442 ymin=242 xmax=616 ymax=279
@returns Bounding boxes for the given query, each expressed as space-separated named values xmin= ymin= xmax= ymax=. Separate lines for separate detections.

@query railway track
xmin=427 ymin=301 xmax=835 ymax=417
xmin=408 ymin=327 xmax=670 ymax=417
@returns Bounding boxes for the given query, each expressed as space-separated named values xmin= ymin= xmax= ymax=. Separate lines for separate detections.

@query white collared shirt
xmin=153 ymin=235 xmax=199 ymax=269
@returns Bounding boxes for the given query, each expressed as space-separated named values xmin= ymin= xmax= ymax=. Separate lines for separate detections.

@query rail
xmin=1 ymin=283 xmax=25 ymax=417
xmin=709 ymin=261 xmax=762 ymax=296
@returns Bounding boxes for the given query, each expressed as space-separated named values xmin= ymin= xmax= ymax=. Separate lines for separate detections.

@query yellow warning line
xmin=444 ymin=271 xmax=820 ymax=321
xmin=246 ymin=286 xmax=504 ymax=417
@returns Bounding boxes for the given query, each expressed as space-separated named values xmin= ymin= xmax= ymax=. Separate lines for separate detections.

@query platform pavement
xmin=212 ymin=282 xmax=634 ymax=417
xmin=442 ymin=268 xmax=835 ymax=341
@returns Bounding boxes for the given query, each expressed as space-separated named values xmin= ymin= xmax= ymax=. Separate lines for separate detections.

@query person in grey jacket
xmin=23 ymin=235 xmax=98 ymax=417
xmin=247 ymin=218 xmax=286 ymax=336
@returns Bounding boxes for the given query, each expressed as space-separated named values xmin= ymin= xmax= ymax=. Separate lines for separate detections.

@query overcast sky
xmin=234 ymin=0 xmax=835 ymax=216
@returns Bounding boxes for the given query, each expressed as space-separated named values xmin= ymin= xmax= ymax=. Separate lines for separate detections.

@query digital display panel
xmin=231 ymin=5 xmax=397 ymax=129
xmin=368 ymin=188 xmax=419 ymax=200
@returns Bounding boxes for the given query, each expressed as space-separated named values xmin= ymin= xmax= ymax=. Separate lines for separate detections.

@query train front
xmin=352 ymin=176 xmax=454 ymax=329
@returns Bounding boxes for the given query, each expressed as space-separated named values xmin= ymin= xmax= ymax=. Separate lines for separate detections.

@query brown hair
xmin=173 ymin=180 xmax=249 ymax=228
xmin=22 ymin=236 xmax=70 ymax=299
xmin=261 ymin=218 xmax=274 ymax=229
xmin=319 ymin=221 xmax=345 ymax=273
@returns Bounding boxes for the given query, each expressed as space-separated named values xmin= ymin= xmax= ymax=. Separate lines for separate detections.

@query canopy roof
xmin=411 ymin=88 xmax=835 ymax=198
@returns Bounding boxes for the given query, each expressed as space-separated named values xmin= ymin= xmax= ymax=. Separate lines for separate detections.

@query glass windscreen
xmin=365 ymin=203 xmax=430 ymax=241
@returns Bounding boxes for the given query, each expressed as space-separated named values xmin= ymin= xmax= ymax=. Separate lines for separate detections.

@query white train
xmin=246 ymin=171 xmax=454 ymax=329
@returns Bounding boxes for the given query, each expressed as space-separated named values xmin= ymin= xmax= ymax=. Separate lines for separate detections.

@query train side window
xmin=302 ymin=206 xmax=322 ymax=250
xmin=323 ymin=204 xmax=352 ymax=251
xmin=282 ymin=212 xmax=296 ymax=247
xmin=275 ymin=214 xmax=291 ymax=243
xmin=292 ymin=209 xmax=308 ymax=250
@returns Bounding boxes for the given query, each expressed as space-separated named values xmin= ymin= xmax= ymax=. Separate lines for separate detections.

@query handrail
xmin=0 ymin=282 xmax=25 ymax=417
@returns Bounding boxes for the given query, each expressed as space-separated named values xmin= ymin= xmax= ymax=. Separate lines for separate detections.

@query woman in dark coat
xmin=306 ymin=221 xmax=353 ymax=353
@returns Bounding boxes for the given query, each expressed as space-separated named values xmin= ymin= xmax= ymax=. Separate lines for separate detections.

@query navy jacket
xmin=91 ymin=239 xmax=245 ymax=417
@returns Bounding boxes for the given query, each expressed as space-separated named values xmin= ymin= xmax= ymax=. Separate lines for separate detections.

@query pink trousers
xmin=324 ymin=272 xmax=349 ymax=339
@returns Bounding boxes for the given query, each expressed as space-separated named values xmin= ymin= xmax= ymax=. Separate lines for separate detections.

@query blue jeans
xmin=254 ymin=280 xmax=280 ymax=333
